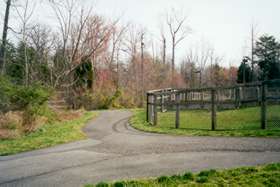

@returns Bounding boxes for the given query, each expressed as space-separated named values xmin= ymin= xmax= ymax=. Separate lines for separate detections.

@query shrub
xmin=11 ymin=84 xmax=50 ymax=110
xmin=242 ymin=167 xmax=258 ymax=174
xmin=157 ymin=176 xmax=171 ymax=183
xmin=113 ymin=181 xmax=125 ymax=187
xmin=11 ymin=84 xmax=51 ymax=132
xmin=74 ymin=89 xmax=124 ymax=110
xmin=95 ymin=182 xmax=109 ymax=187
xmin=182 ymin=172 xmax=194 ymax=180
xmin=117 ymin=90 xmax=136 ymax=108
xmin=76 ymin=91 xmax=109 ymax=110
xmin=264 ymin=163 xmax=280 ymax=171
xmin=170 ymin=174 xmax=182 ymax=180
xmin=0 ymin=76 xmax=51 ymax=133
xmin=196 ymin=176 xmax=208 ymax=183
xmin=0 ymin=76 xmax=14 ymax=112
xmin=198 ymin=169 xmax=217 ymax=177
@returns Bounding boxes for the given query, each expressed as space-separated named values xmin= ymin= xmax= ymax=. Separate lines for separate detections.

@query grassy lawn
xmin=86 ymin=163 xmax=280 ymax=187
xmin=0 ymin=111 xmax=98 ymax=156
xmin=130 ymin=106 xmax=280 ymax=137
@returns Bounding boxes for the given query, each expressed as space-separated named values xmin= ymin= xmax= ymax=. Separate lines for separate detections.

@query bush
xmin=0 ymin=76 xmax=51 ymax=112
xmin=74 ymin=91 xmax=108 ymax=110
xmin=198 ymin=169 xmax=217 ymax=177
xmin=116 ymin=90 xmax=136 ymax=108
xmin=113 ymin=181 xmax=125 ymax=187
xmin=69 ymin=86 xmax=139 ymax=110
xmin=264 ymin=163 xmax=280 ymax=171
xmin=157 ymin=176 xmax=171 ymax=183
xmin=0 ymin=76 xmax=51 ymax=133
xmin=95 ymin=182 xmax=109 ymax=187
xmin=196 ymin=176 xmax=208 ymax=183
xmin=11 ymin=84 xmax=50 ymax=110
xmin=0 ymin=76 xmax=14 ymax=112
xmin=182 ymin=172 xmax=194 ymax=180
xmin=74 ymin=89 xmax=124 ymax=110
xmin=170 ymin=174 xmax=182 ymax=180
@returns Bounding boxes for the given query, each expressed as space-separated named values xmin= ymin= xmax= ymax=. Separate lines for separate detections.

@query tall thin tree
xmin=166 ymin=9 xmax=189 ymax=87
xmin=140 ymin=32 xmax=144 ymax=106
xmin=0 ymin=0 xmax=12 ymax=74
xmin=250 ymin=24 xmax=257 ymax=82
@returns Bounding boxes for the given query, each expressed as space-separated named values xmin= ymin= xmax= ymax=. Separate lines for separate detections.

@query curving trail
xmin=1 ymin=110 xmax=280 ymax=187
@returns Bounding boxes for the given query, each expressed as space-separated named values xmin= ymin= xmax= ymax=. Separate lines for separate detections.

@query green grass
xmin=130 ymin=106 xmax=280 ymax=137
xmin=86 ymin=163 xmax=280 ymax=187
xmin=0 ymin=111 xmax=98 ymax=156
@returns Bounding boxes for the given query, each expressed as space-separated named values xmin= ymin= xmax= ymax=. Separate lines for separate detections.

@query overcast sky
xmin=1 ymin=0 xmax=279 ymax=67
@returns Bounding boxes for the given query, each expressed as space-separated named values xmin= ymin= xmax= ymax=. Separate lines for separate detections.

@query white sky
xmin=1 ymin=0 xmax=280 ymax=67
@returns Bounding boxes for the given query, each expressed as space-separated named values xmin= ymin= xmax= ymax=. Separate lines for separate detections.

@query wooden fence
xmin=146 ymin=79 xmax=280 ymax=130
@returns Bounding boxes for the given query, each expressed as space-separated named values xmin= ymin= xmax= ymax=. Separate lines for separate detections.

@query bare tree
xmin=166 ymin=9 xmax=190 ymax=86
xmin=185 ymin=42 xmax=214 ymax=87
xmin=14 ymin=0 xmax=37 ymax=85
xmin=162 ymin=36 xmax=166 ymax=65
xmin=85 ymin=16 xmax=113 ymax=90
xmin=28 ymin=25 xmax=53 ymax=63
xmin=27 ymin=24 xmax=55 ymax=84
xmin=140 ymin=31 xmax=145 ymax=106
xmin=49 ymin=0 xmax=104 ymax=89
xmin=160 ymin=27 xmax=167 ymax=65
xmin=250 ymin=23 xmax=258 ymax=82
xmin=122 ymin=25 xmax=143 ymax=104
xmin=105 ymin=21 xmax=128 ymax=89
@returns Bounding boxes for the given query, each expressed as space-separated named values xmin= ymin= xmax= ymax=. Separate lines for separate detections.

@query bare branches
xmin=187 ymin=41 xmax=214 ymax=71
xmin=165 ymin=8 xmax=191 ymax=87
xmin=12 ymin=0 xmax=37 ymax=85
xmin=166 ymin=9 xmax=190 ymax=47
xmin=50 ymin=0 xmax=77 ymax=55
xmin=183 ymin=40 xmax=225 ymax=87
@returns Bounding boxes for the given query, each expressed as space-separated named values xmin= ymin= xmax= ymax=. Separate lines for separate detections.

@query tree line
xmin=1 ymin=0 xmax=279 ymax=109
xmin=237 ymin=35 xmax=280 ymax=83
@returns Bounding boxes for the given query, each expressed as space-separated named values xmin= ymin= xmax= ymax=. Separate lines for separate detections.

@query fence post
xmin=261 ymin=83 xmax=267 ymax=129
xmin=199 ymin=91 xmax=202 ymax=109
xmin=257 ymin=85 xmax=261 ymax=105
xmin=235 ymin=86 xmax=241 ymax=109
xmin=153 ymin=94 xmax=157 ymax=126
xmin=211 ymin=89 xmax=217 ymax=130
xmin=146 ymin=93 xmax=149 ymax=122
xmin=175 ymin=93 xmax=180 ymax=129
xmin=161 ymin=93 xmax=164 ymax=112
xmin=149 ymin=94 xmax=153 ymax=123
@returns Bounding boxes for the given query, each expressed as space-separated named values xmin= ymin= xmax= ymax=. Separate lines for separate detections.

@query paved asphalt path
xmin=1 ymin=110 xmax=280 ymax=187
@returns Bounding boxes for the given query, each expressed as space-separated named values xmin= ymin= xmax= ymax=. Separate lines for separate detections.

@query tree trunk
xmin=172 ymin=36 xmax=175 ymax=87
xmin=0 ymin=0 xmax=12 ymax=74
xmin=141 ymin=34 xmax=144 ymax=107
xmin=91 ymin=55 xmax=95 ymax=92
xmin=243 ymin=63 xmax=246 ymax=84
xmin=163 ymin=38 xmax=166 ymax=64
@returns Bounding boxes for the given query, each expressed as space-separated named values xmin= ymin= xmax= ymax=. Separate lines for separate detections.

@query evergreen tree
xmin=254 ymin=35 xmax=280 ymax=80
xmin=237 ymin=62 xmax=252 ymax=83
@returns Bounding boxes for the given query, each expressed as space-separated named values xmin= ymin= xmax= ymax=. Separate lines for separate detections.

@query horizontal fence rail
xmin=146 ymin=80 xmax=280 ymax=130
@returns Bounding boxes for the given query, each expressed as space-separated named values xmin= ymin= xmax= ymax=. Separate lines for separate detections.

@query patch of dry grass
xmin=0 ymin=112 xmax=23 ymax=139
xmin=0 ymin=111 xmax=98 ymax=156
xmin=0 ymin=109 xmax=87 ymax=140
